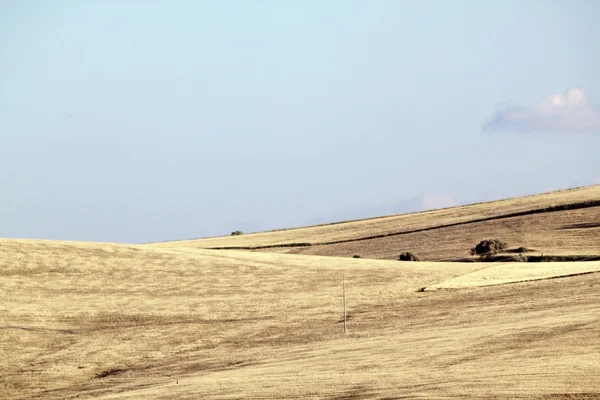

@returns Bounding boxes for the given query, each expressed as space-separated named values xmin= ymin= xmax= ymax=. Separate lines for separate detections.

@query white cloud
xmin=420 ymin=194 xmax=457 ymax=211
xmin=483 ymin=88 xmax=600 ymax=134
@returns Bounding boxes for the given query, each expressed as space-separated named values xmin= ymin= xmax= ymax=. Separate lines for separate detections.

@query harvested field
xmin=150 ymin=185 xmax=600 ymax=261
xmin=2 ymin=239 xmax=600 ymax=399
xmin=426 ymin=260 xmax=600 ymax=290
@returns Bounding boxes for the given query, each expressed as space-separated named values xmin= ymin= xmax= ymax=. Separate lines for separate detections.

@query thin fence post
xmin=343 ymin=274 xmax=347 ymax=335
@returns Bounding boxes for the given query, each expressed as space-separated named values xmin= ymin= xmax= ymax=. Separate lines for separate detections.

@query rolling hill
xmin=2 ymin=184 xmax=600 ymax=399
xmin=150 ymin=185 xmax=600 ymax=261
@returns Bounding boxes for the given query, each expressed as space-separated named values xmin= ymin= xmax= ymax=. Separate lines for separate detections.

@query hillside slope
xmin=150 ymin=185 xmax=600 ymax=261
xmin=2 ymin=239 xmax=600 ymax=399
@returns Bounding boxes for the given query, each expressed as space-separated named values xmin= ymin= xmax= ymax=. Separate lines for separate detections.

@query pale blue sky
xmin=1 ymin=0 xmax=599 ymax=243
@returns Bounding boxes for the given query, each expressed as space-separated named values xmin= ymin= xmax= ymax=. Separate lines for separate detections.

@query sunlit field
xmin=2 ymin=185 xmax=600 ymax=399
xmin=152 ymin=185 xmax=600 ymax=261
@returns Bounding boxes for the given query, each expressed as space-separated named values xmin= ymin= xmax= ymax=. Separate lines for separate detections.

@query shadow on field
xmin=560 ymin=222 xmax=600 ymax=230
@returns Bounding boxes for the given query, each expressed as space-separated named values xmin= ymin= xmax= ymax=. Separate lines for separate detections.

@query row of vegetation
xmin=231 ymin=230 xmax=596 ymax=263
xmin=353 ymin=239 xmax=516 ymax=262
xmin=230 ymin=230 xmax=507 ymax=262
xmin=352 ymin=251 xmax=421 ymax=261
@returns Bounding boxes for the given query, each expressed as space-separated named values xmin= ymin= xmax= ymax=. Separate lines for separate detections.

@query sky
xmin=1 ymin=0 xmax=599 ymax=243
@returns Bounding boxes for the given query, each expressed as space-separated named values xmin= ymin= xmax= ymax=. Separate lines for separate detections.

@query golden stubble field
xmin=151 ymin=185 xmax=600 ymax=261
xmin=2 ymin=238 xmax=600 ymax=399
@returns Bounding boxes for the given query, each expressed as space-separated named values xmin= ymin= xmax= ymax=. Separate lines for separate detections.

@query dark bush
xmin=399 ymin=251 xmax=420 ymax=261
xmin=512 ymin=246 xmax=535 ymax=253
xmin=231 ymin=230 xmax=243 ymax=236
xmin=470 ymin=239 xmax=508 ymax=258
xmin=352 ymin=255 xmax=361 ymax=259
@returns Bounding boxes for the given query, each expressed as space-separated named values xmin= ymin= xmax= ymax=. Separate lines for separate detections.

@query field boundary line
xmin=205 ymin=200 xmax=600 ymax=251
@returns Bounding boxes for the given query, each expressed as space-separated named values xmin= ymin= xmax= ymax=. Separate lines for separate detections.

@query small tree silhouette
xmin=470 ymin=239 xmax=507 ymax=259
